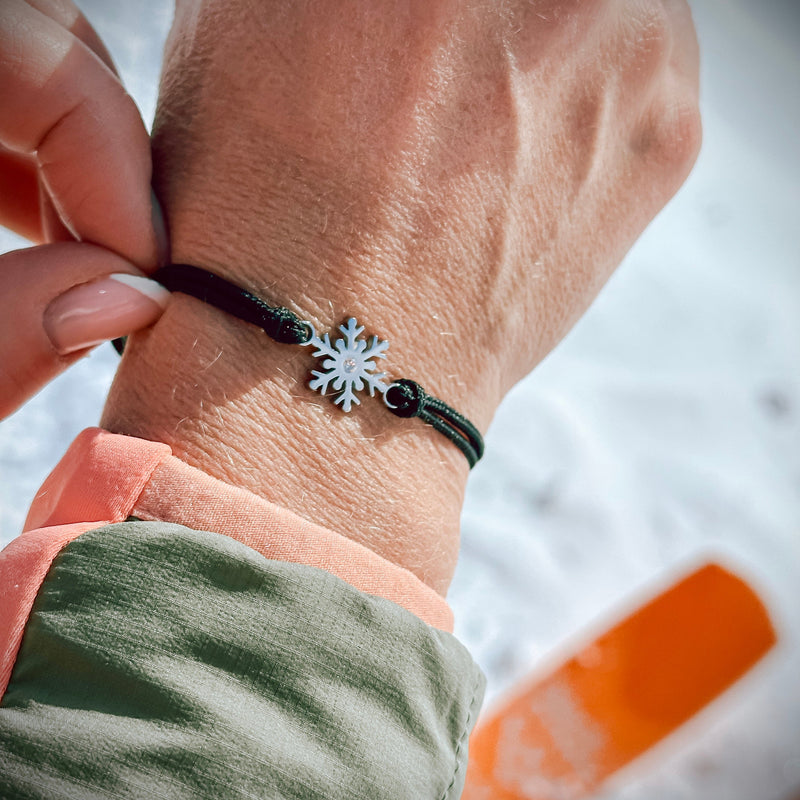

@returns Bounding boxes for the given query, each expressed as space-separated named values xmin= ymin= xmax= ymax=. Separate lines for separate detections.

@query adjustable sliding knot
xmin=262 ymin=308 xmax=312 ymax=345
xmin=128 ymin=264 xmax=484 ymax=468
xmin=384 ymin=378 xmax=483 ymax=467
xmin=385 ymin=380 xmax=425 ymax=418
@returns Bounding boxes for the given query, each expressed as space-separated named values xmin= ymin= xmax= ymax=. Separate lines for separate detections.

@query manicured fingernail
xmin=44 ymin=274 xmax=170 ymax=355
xmin=151 ymin=188 xmax=170 ymax=266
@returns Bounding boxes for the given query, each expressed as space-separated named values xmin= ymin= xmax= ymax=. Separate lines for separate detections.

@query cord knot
xmin=385 ymin=379 xmax=425 ymax=418
xmin=263 ymin=308 xmax=313 ymax=345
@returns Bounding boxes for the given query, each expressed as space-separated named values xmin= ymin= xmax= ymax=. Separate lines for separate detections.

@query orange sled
xmin=463 ymin=563 xmax=777 ymax=800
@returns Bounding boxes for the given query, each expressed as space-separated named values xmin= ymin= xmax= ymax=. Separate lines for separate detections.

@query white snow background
xmin=0 ymin=2 xmax=798 ymax=799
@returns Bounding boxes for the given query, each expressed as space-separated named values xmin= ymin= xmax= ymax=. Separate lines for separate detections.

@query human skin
xmin=101 ymin=0 xmax=701 ymax=593
xmin=1 ymin=0 xmax=701 ymax=595
xmin=0 ymin=0 xmax=167 ymax=417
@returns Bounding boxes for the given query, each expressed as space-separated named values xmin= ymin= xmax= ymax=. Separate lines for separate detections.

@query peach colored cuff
xmin=23 ymin=428 xmax=453 ymax=632
xmin=0 ymin=522 xmax=108 ymax=699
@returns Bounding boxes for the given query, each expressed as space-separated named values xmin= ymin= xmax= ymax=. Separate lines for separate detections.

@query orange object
xmin=463 ymin=563 xmax=777 ymax=800
xmin=21 ymin=428 xmax=454 ymax=631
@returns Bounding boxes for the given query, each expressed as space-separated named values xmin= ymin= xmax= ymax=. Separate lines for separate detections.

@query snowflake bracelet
xmin=114 ymin=264 xmax=484 ymax=468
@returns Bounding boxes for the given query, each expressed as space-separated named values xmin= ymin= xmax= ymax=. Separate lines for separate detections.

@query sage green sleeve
xmin=0 ymin=521 xmax=485 ymax=799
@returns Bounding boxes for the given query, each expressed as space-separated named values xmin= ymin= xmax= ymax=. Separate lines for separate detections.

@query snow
xmin=1 ymin=2 xmax=798 ymax=798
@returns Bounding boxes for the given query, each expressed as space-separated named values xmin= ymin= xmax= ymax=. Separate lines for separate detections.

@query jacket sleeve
xmin=0 ymin=520 xmax=485 ymax=800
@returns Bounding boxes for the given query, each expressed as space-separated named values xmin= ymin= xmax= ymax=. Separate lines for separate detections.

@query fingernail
xmin=44 ymin=274 xmax=170 ymax=355
xmin=151 ymin=188 xmax=170 ymax=266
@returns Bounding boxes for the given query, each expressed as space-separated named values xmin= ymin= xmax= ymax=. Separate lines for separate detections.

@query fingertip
xmin=43 ymin=274 xmax=169 ymax=356
xmin=0 ymin=243 xmax=160 ymax=420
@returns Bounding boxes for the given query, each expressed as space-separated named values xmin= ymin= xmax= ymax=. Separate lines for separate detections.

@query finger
xmin=0 ymin=136 xmax=107 ymax=248
xmin=23 ymin=0 xmax=119 ymax=75
xmin=39 ymin=178 xmax=75 ymax=242
xmin=0 ymin=0 xmax=120 ymax=242
xmin=0 ymin=243 xmax=169 ymax=421
xmin=0 ymin=146 xmax=41 ymax=241
xmin=0 ymin=0 xmax=161 ymax=269
xmin=0 ymin=145 xmax=74 ymax=246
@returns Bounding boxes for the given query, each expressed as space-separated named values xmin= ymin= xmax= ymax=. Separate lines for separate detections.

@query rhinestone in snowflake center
xmin=301 ymin=317 xmax=390 ymax=412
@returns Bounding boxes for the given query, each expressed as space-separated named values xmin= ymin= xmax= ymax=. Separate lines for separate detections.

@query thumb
xmin=0 ymin=242 xmax=169 ymax=420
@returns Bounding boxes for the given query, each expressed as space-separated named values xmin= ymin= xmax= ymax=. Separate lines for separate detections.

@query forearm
xmin=101 ymin=0 xmax=700 ymax=594
xmin=101 ymin=291 xmax=470 ymax=594
xmin=101 ymin=0 xmax=503 ymax=594
xmin=101 ymin=102 xmax=483 ymax=594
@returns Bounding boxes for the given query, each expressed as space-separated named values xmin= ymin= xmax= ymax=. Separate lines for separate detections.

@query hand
xmin=0 ymin=0 xmax=169 ymax=420
xmin=103 ymin=0 xmax=701 ymax=592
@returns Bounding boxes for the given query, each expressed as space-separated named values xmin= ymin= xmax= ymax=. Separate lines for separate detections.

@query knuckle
xmin=632 ymin=95 xmax=702 ymax=181
xmin=672 ymin=100 xmax=703 ymax=168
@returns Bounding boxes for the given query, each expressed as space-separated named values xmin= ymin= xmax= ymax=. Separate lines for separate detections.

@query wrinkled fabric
xmin=0 ymin=521 xmax=484 ymax=799
xmin=23 ymin=428 xmax=453 ymax=631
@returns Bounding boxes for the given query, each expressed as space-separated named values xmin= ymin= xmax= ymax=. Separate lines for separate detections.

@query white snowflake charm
xmin=302 ymin=317 xmax=389 ymax=412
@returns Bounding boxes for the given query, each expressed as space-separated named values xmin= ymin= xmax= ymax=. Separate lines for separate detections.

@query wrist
xmin=101 ymin=258 xmax=473 ymax=594
xmin=101 ymin=4 xmax=511 ymax=591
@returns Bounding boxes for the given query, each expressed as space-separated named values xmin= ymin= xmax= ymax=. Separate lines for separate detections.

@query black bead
xmin=386 ymin=379 xmax=424 ymax=418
